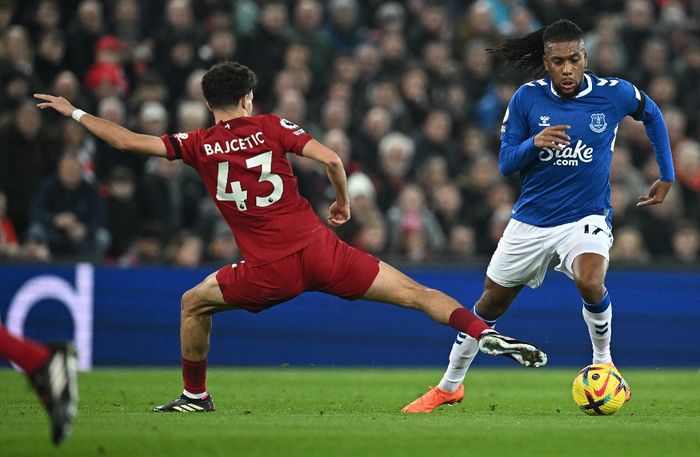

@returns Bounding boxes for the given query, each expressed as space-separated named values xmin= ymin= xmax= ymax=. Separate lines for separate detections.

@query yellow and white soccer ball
xmin=572 ymin=364 xmax=628 ymax=415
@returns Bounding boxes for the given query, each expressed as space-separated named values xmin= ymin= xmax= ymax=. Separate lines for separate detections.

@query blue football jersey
xmin=499 ymin=73 xmax=674 ymax=227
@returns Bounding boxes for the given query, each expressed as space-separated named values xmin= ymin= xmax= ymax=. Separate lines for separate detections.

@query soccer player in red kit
xmin=35 ymin=61 xmax=547 ymax=413
xmin=0 ymin=324 xmax=78 ymax=443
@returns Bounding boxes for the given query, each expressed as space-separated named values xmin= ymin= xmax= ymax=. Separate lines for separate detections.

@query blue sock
xmin=583 ymin=291 xmax=611 ymax=313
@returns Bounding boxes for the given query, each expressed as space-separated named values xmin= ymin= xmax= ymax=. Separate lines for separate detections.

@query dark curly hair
xmin=487 ymin=19 xmax=583 ymax=77
xmin=201 ymin=61 xmax=257 ymax=109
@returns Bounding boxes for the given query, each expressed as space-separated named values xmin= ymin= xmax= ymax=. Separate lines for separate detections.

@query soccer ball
xmin=572 ymin=364 xmax=628 ymax=415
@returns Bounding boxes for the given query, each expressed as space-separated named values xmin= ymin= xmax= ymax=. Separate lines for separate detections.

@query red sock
xmin=448 ymin=308 xmax=492 ymax=339
xmin=182 ymin=357 xmax=207 ymax=395
xmin=0 ymin=325 xmax=51 ymax=374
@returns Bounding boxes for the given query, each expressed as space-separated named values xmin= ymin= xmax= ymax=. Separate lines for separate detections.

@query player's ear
xmin=542 ymin=52 xmax=549 ymax=73
xmin=583 ymin=48 xmax=588 ymax=70
xmin=204 ymin=100 xmax=212 ymax=113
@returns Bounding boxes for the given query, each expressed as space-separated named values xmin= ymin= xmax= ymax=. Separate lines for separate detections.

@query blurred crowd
xmin=0 ymin=0 xmax=698 ymax=267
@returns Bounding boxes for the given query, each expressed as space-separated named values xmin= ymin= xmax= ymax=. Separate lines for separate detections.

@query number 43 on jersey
xmin=216 ymin=151 xmax=283 ymax=211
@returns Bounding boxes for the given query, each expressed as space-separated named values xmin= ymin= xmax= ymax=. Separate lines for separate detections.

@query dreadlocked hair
xmin=487 ymin=19 xmax=583 ymax=77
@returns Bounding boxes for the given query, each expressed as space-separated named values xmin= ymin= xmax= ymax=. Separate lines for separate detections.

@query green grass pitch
xmin=1 ymin=367 xmax=699 ymax=457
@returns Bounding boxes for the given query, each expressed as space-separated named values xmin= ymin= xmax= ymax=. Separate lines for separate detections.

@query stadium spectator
xmin=352 ymin=106 xmax=392 ymax=169
xmin=376 ymin=30 xmax=408 ymax=81
xmin=447 ymin=224 xmax=477 ymax=260
xmin=431 ymin=182 xmax=466 ymax=236
xmin=374 ymin=132 xmax=415 ymax=211
xmin=0 ymin=69 xmax=32 ymax=113
xmin=289 ymin=0 xmax=332 ymax=76
xmin=65 ymin=0 xmax=106 ymax=79
xmin=675 ymin=140 xmax=700 ymax=221
xmin=110 ymin=0 xmax=145 ymax=49
xmin=28 ymin=152 xmax=109 ymax=260
xmin=1 ymin=25 xmax=34 ymax=78
xmin=407 ymin=2 xmax=451 ymax=52
xmin=176 ymin=99 xmax=210 ymax=132
xmin=0 ymin=100 xmax=55 ymax=235
xmin=156 ymin=0 xmax=204 ymax=61
xmin=0 ymin=0 xmax=14 ymax=34
xmin=34 ymin=30 xmax=66 ymax=87
xmin=120 ymin=223 xmax=164 ymax=266
xmin=610 ymin=226 xmax=651 ymax=266
xmin=412 ymin=108 xmax=457 ymax=177
xmin=620 ymin=0 xmax=656 ymax=64
xmin=386 ymin=184 xmax=446 ymax=261
xmin=238 ymin=1 xmax=292 ymax=98
xmin=671 ymin=221 xmax=700 ymax=266
xmin=203 ymin=221 xmax=240 ymax=264
xmin=166 ymin=229 xmax=204 ymax=267
xmin=138 ymin=156 xmax=205 ymax=242
xmin=325 ymin=0 xmax=365 ymax=52
xmin=128 ymin=70 xmax=170 ymax=112
xmin=103 ymin=166 xmax=140 ymax=260
xmin=199 ymin=27 xmax=237 ymax=69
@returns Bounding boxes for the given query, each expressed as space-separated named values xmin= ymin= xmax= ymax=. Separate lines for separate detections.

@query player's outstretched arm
xmin=301 ymin=139 xmax=350 ymax=226
xmin=34 ymin=93 xmax=167 ymax=158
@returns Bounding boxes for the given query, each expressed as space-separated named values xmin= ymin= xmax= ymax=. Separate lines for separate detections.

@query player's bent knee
xmin=181 ymin=288 xmax=202 ymax=316
xmin=574 ymin=275 xmax=605 ymax=301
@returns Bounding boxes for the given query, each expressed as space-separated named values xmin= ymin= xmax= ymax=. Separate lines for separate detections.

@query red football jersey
xmin=161 ymin=114 xmax=325 ymax=265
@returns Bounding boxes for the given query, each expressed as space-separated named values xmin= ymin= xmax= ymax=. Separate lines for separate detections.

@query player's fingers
xmin=547 ymin=130 xmax=571 ymax=141
xmin=33 ymin=93 xmax=53 ymax=101
xmin=636 ymin=197 xmax=659 ymax=207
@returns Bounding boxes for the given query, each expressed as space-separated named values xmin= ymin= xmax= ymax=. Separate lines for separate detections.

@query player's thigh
xmin=360 ymin=261 xmax=424 ymax=308
xmin=217 ymin=258 xmax=305 ymax=313
xmin=306 ymin=228 xmax=380 ymax=300
xmin=555 ymin=215 xmax=612 ymax=280
xmin=486 ymin=219 xmax=556 ymax=288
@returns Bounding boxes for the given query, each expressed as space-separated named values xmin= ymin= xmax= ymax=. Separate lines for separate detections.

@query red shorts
xmin=216 ymin=226 xmax=380 ymax=313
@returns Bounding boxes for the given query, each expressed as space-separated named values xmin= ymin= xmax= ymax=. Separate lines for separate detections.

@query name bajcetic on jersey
xmin=203 ymin=131 xmax=265 ymax=155
xmin=539 ymin=139 xmax=593 ymax=167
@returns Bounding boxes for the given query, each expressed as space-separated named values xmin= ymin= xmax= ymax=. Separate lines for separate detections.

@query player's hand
xmin=328 ymin=201 xmax=350 ymax=226
xmin=636 ymin=180 xmax=672 ymax=207
xmin=34 ymin=93 xmax=76 ymax=117
xmin=534 ymin=125 xmax=571 ymax=149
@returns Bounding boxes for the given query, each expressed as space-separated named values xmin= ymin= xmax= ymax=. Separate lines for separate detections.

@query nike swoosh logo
xmin=593 ymin=372 xmax=612 ymax=397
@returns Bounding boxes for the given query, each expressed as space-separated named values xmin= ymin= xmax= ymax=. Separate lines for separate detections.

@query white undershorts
xmin=486 ymin=214 xmax=614 ymax=288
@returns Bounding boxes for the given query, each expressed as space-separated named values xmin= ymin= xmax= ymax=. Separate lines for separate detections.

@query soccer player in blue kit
xmin=402 ymin=19 xmax=675 ymax=413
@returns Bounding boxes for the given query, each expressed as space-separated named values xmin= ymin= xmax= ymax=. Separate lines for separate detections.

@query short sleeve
xmin=160 ymin=130 xmax=201 ymax=164
xmin=270 ymin=115 xmax=314 ymax=156
xmin=613 ymin=78 xmax=645 ymax=121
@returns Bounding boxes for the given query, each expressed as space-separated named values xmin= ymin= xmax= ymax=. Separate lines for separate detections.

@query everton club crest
xmin=589 ymin=113 xmax=607 ymax=133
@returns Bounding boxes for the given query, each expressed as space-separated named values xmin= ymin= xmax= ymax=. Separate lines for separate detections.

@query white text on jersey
xmin=204 ymin=132 xmax=265 ymax=155
xmin=539 ymin=139 xmax=593 ymax=166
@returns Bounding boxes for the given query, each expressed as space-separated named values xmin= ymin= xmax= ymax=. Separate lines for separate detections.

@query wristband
xmin=71 ymin=109 xmax=86 ymax=122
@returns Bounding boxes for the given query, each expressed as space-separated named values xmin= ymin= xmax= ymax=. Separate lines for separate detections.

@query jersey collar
xmin=549 ymin=73 xmax=592 ymax=99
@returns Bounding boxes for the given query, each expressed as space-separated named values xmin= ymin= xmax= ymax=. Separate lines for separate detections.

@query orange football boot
xmin=401 ymin=385 xmax=464 ymax=413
